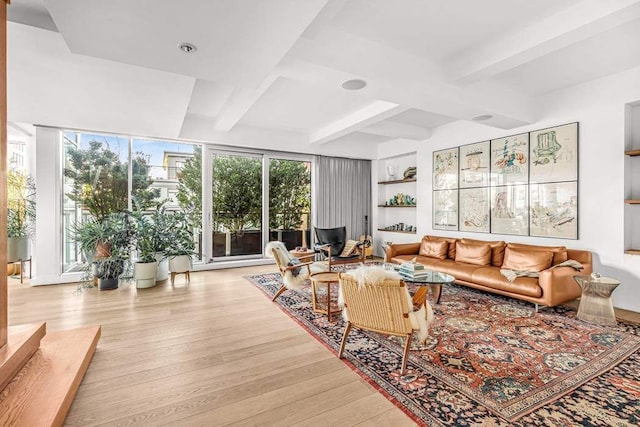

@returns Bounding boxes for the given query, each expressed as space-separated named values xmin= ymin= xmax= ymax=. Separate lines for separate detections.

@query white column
xmin=32 ymin=127 xmax=76 ymax=285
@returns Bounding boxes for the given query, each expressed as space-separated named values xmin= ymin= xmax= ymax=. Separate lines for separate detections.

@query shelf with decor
xmin=377 ymin=229 xmax=417 ymax=234
xmin=624 ymin=102 xmax=640 ymax=255
xmin=377 ymin=178 xmax=417 ymax=185
xmin=375 ymin=153 xmax=418 ymax=257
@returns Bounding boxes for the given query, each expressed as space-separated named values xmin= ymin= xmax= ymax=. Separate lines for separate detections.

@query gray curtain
xmin=314 ymin=156 xmax=371 ymax=241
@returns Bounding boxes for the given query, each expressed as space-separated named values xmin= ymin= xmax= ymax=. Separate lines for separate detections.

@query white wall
xmin=375 ymin=65 xmax=640 ymax=313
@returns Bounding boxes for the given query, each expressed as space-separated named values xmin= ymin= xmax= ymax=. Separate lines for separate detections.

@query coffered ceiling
xmin=7 ymin=0 xmax=640 ymax=157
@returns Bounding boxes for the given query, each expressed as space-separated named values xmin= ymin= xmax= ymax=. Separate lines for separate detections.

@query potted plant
xmin=131 ymin=211 xmax=158 ymax=288
xmin=7 ymin=170 xmax=36 ymax=264
xmin=72 ymin=212 xmax=133 ymax=289
xmin=165 ymin=210 xmax=197 ymax=284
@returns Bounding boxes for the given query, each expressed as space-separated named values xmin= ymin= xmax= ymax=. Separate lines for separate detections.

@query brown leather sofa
xmin=385 ymin=235 xmax=592 ymax=308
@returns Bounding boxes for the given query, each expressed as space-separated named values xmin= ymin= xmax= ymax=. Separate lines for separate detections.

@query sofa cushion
xmin=471 ymin=267 xmax=542 ymax=298
xmin=502 ymin=246 xmax=553 ymax=272
xmin=419 ymin=239 xmax=448 ymax=260
xmin=455 ymin=242 xmax=492 ymax=266
xmin=461 ymin=238 xmax=506 ymax=267
xmin=424 ymin=235 xmax=458 ymax=259
xmin=507 ymin=243 xmax=568 ymax=266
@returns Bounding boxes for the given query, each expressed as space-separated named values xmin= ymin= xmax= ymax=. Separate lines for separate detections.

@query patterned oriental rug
xmin=245 ymin=271 xmax=640 ymax=426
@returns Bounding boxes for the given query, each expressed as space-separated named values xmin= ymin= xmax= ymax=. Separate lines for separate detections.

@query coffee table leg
xmin=432 ymin=284 xmax=442 ymax=304
xmin=412 ymin=288 xmax=428 ymax=307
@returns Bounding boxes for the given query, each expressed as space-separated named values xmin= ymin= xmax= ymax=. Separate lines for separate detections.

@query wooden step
xmin=0 ymin=322 xmax=46 ymax=392
xmin=0 ymin=325 xmax=101 ymax=427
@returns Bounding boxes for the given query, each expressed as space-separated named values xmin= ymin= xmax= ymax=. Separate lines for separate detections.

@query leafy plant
xmin=7 ymin=170 xmax=36 ymax=238
xmin=164 ymin=210 xmax=197 ymax=257
xmin=64 ymin=139 xmax=160 ymax=221
xmin=268 ymin=159 xmax=310 ymax=230
xmin=71 ymin=212 xmax=134 ymax=261
xmin=130 ymin=204 xmax=175 ymax=263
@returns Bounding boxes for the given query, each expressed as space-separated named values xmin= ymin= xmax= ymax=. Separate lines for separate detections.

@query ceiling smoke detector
xmin=178 ymin=42 xmax=197 ymax=53
xmin=341 ymin=79 xmax=367 ymax=90
xmin=472 ymin=114 xmax=493 ymax=121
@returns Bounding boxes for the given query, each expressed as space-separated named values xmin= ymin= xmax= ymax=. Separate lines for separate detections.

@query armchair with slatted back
xmin=314 ymin=226 xmax=365 ymax=271
xmin=337 ymin=266 xmax=433 ymax=375
xmin=265 ymin=241 xmax=326 ymax=301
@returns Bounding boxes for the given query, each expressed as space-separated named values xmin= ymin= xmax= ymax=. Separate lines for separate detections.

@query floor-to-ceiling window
xmin=211 ymin=151 xmax=263 ymax=259
xmin=268 ymin=158 xmax=311 ymax=249
xmin=59 ymin=128 xmax=312 ymax=273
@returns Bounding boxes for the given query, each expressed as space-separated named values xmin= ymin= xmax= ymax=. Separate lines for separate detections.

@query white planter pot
xmin=155 ymin=252 xmax=169 ymax=281
xmin=169 ymin=255 xmax=192 ymax=273
xmin=134 ymin=261 xmax=157 ymax=288
xmin=7 ymin=236 xmax=30 ymax=263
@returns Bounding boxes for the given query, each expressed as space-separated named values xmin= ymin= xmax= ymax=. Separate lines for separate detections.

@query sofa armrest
xmin=385 ymin=242 xmax=421 ymax=261
xmin=538 ymin=262 xmax=592 ymax=306
xmin=567 ymin=249 xmax=592 ymax=265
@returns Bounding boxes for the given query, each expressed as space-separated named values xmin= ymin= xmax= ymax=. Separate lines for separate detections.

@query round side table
xmin=573 ymin=275 xmax=620 ymax=326
xmin=309 ymin=271 xmax=341 ymax=321
xmin=290 ymin=248 xmax=315 ymax=263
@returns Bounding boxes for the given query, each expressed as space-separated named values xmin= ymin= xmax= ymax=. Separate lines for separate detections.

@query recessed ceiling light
xmin=178 ymin=42 xmax=197 ymax=53
xmin=472 ymin=114 xmax=493 ymax=121
xmin=342 ymin=79 xmax=367 ymax=90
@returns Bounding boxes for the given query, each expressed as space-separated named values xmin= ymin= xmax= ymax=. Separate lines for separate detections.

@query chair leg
xmin=272 ymin=285 xmax=288 ymax=301
xmin=400 ymin=330 xmax=414 ymax=375
xmin=338 ymin=322 xmax=352 ymax=359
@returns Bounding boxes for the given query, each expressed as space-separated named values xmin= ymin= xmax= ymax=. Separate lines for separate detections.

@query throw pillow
xmin=507 ymin=243 xmax=568 ymax=266
xmin=424 ymin=235 xmax=458 ymax=259
xmin=502 ymin=247 xmax=553 ymax=272
xmin=454 ymin=242 xmax=492 ymax=266
xmin=418 ymin=239 xmax=448 ymax=260
xmin=461 ymin=238 xmax=506 ymax=267
xmin=340 ymin=240 xmax=359 ymax=257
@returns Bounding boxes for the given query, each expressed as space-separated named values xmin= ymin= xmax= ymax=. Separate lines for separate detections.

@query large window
xmin=62 ymin=131 xmax=202 ymax=272
xmin=61 ymin=129 xmax=312 ymax=272
xmin=269 ymin=159 xmax=311 ymax=249
xmin=211 ymin=152 xmax=263 ymax=258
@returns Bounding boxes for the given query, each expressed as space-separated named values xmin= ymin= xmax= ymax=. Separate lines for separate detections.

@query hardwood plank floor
xmin=7 ymin=266 xmax=639 ymax=426
xmin=7 ymin=266 xmax=415 ymax=426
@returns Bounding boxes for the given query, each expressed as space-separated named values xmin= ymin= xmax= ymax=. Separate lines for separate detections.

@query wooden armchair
xmin=314 ymin=226 xmax=365 ymax=271
xmin=337 ymin=267 xmax=433 ymax=375
xmin=265 ymin=241 xmax=324 ymax=301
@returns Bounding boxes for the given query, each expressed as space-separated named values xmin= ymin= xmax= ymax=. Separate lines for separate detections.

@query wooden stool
xmin=171 ymin=270 xmax=190 ymax=286
xmin=309 ymin=271 xmax=341 ymax=321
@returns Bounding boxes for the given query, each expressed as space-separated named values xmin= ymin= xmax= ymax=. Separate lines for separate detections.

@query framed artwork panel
xmin=530 ymin=122 xmax=578 ymax=183
xmin=490 ymin=133 xmax=529 ymax=185
xmin=433 ymin=189 xmax=458 ymax=231
xmin=459 ymin=187 xmax=490 ymax=233
xmin=433 ymin=148 xmax=459 ymax=190
xmin=459 ymin=140 xmax=490 ymax=188
xmin=490 ymin=185 xmax=529 ymax=236
xmin=529 ymin=181 xmax=578 ymax=239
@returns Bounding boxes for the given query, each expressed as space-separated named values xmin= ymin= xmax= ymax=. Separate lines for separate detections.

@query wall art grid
xmin=432 ymin=122 xmax=578 ymax=239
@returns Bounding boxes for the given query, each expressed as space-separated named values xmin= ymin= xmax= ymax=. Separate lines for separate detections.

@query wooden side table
xmin=309 ymin=271 xmax=341 ymax=321
xmin=290 ymin=248 xmax=315 ymax=263
xmin=573 ymin=275 xmax=620 ymax=326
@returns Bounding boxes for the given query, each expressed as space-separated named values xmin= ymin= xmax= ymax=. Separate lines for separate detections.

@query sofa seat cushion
xmin=413 ymin=258 xmax=480 ymax=282
xmin=455 ymin=242 xmax=492 ymax=266
xmin=507 ymin=243 xmax=568 ymax=266
xmin=461 ymin=238 xmax=506 ymax=267
xmin=471 ymin=267 xmax=542 ymax=298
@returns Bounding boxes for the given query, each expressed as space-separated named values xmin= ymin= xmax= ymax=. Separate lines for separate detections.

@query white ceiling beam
xmin=309 ymin=101 xmax=408 ymax=145
xmin=359 ymin=120 xmax=431 ymax=140
xmin=288 ymin=31 xmax=535 ymax=128
xmin=450 ymin=0 xmax=640 ymax=84
xmin=213 ymin=74 xmax=278 ymax=132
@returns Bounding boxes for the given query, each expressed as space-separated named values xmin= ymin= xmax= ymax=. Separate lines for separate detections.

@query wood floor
xmin=7 ymin=265 xmax=415 ymax=426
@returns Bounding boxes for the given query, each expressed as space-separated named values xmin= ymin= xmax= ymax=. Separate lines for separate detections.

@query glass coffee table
xmin=396 ymin=267 xmax=455 ymax=306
